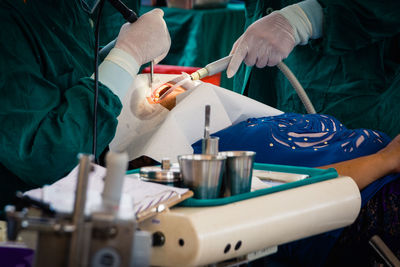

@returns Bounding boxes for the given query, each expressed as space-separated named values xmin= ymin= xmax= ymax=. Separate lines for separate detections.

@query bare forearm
xmin=318 ymin=153 xmax=389 ymax=190
xmin=321 ymin=135 xmax=400 ymax=190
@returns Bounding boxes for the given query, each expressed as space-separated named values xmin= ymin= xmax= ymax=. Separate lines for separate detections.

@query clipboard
xmin=125 ymin=169 xmax=194 ymax=222
xmin=135 ymin=190 xmax=193 ymax=222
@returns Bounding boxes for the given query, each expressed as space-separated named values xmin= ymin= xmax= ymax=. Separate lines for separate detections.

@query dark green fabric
xmin=0 ymin=0 xmax=123 ymax=209
xmin=140 ymin=4 xmax=246 ymax=90
xmin=234 ymin=0 xmax=400 ymax=138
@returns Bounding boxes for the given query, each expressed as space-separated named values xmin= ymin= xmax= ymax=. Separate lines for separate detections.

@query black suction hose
xmin=108 ymin=0 xmax=138 ymax=23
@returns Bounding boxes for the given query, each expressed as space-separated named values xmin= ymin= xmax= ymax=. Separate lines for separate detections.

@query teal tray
xmin=126 ymin=163 xmax=338 ymax=208
xmin=179 ymin=163 xmax=338 ymax=207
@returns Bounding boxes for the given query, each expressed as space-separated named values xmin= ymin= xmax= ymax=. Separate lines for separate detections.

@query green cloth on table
xmin=141 ymin=4 xmax=246 ymax=90
xmin=0 ymin=0 xmax=123 ymax=209
xmin=234 ymin=0 xmax=400 ymax=138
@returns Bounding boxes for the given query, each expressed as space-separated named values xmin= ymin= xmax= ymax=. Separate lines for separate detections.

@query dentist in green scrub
xmin=0 ymin=0 xmax=170 ymax=210
xmin=227 ymin=0 xmax=400 ymax=138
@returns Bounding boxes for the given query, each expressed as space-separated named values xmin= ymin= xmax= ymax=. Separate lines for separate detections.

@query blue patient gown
xmin=192 ymin=113 xmax=400 ymax=266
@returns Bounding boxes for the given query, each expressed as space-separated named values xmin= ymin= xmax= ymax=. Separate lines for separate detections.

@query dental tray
xmin=179 ymin=163 xmax=338 ymax=207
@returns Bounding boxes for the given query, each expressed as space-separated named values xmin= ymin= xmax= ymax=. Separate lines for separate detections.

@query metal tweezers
xmin=150 ymin=61 xmax=154 ymax=88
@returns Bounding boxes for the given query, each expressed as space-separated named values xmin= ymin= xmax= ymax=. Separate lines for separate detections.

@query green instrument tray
xmin=127 ymin=163 xmax=338 ymax=208
xmin=179 ymin=163 xmax=338 ymax=207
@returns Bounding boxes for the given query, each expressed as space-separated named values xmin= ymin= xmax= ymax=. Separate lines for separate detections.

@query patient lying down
xmin=126 ymin=79 xmax=400 ymax=267
xmin=134 ymin=77 xmax=399 ymax=192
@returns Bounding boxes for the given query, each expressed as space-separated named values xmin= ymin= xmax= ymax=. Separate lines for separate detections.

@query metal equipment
xmin=150 ymin=61 xmax=154 ymax=89
xmin=4 ymin=158 xmax=362 ymax=266
xmin=5 ymin=153 xmax=151 ymax=267
xmin=150 ymin=56 xmax=232 ymax=103
xmin=201 ymin=105 xmax=220 ymax=155
xmin=139 ymin=159 xmax=183 ymax=187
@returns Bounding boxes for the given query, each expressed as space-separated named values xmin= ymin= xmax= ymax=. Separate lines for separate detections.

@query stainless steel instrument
xmin=6 ymin=153 xmax=151 ymax=267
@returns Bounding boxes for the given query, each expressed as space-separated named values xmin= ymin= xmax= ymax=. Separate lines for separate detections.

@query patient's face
xmin=147 ymin=82 xmax=186 ymax=110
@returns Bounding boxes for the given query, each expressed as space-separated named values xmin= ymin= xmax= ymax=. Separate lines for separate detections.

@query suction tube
xmin=191 ymin=56 xmax=316 ymax=114
xmin=277 ymin=62 xmax=316 ymax=114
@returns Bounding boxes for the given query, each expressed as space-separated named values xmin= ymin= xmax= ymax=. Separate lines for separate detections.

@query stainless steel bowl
xmin=219 ymin=151 xmax=256 ymax=196
xmin=178 ymin=154 xmax=226 ymax=199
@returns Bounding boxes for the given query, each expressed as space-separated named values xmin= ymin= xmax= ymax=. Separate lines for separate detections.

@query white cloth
xmin=110 ymin=74 xmax=282 ymax=163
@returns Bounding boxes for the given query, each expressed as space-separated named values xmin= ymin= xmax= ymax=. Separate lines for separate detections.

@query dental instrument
xmin=201 ymin=105 xmax=219 ymax=155
xmin=151 ymin=55 xmax=316 ymax=115
xmin=190 ymin=55 xmax=233 ymax=81
xmin=150 ymin=61 xmax=154 ymax=88
xmin=151 ymin=55 xmax=233 ymax=102
xmin=204 ymin=105 xmax=210 ymax=139
xmin=151 ymin=72 xmax=192 ymax=102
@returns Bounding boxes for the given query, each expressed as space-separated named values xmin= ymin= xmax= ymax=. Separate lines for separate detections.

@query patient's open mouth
xmin=151 ymin=83 xmax=174 ymax=103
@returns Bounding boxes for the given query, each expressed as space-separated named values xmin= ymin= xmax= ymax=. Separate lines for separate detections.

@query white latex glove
xmin=115 ymin=8 xmax=171 ymax=66
xmin=226 ymin=12 xmax=296 ymax=78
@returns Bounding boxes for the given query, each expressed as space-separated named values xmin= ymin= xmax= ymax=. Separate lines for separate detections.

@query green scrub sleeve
xmin=0 ymin=73 xmax=122 ymax=187
xmin=0 ymin=36 xmax=122 ymax=188
xmin=316 ymin=0 xmax=400 ymax=55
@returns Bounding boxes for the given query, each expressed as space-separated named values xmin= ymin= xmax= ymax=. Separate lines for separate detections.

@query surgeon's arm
xmin=319 ymin=135 xmax=400 ymax=190
xmin=0 ymin=9 xmax=170 ymax=188
xmin=0 ymin=15 xmax=119 ymax=185
xmin=0 ymin=61 xmax=121 ymax=187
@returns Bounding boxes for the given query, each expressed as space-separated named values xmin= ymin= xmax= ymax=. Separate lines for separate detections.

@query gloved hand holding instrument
xmin=226 ymin=0 xmax=324 ymax=114
xmin=87 ymin=0 xmax=171 ymax=157
xmin=152 ymin=0 xmax=322 ymax=114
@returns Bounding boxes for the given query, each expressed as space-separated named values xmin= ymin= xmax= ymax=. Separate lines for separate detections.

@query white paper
xmin=253 ymin=170 xmax=309 ymax=183
xmin=110 ymin=74 xmax=283 ymax=163
xmin=25 ymin=164 xmax=188 ymax=220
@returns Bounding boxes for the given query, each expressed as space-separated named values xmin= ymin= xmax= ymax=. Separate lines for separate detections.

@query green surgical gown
xmin=0 ymin=0 xmax=131 ymax=209
xmin=234 ymin=0 xmax=400 ymax=138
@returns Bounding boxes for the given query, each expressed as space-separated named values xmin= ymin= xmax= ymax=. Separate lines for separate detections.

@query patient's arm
xmin=319 ymin=135 xmax=400 ymax=190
